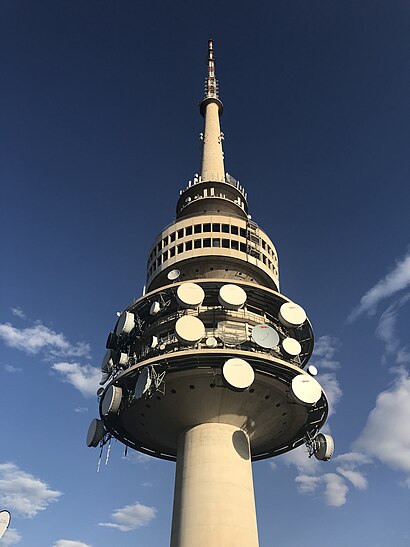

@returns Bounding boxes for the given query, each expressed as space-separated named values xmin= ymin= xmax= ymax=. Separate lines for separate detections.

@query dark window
xmin=222 ymin=224 xmax=230 ymax=233
xmin=203 ymin=238 xmax=211 ymax=247
xmin=178 ymin=229 xmax=184 ymax=239
xmin=212 ymin=223 xmax=220 ymax=232
xmin=194 ymin=239 xmax=201 ymax=249
xmin=170 ymin=232 xmax=176 ymax=242
xmin=186 ymin=226 xmax=193 ymax=236
xmin=222 ymin=239 xmax=230 ymax=248
xmin=262 ymin=255 xmax=267 ymax=264
xmin=185 ymin=241 xmax=193 ymax=251
xmin=203 ymin=223 xmax=211 ymax=232
xmin=156 ymin=258 xmax=161 ymax=267
xmin=231 ymin=226 xmax=238 ymax=235
xmin=262 ymin=240 xmax=266 ymax=250
xmin=170 ymin=247 xmax=176 ymax=257
xmin=240 ymin=228 xmax=246 ymax=238
xmin=231 ymin=240 xmax=239 ymax=250
xmin=194 ymin=224 xmax=202 ymax=234
xmin=177 ymin=244 xmax=183 ymax=254
xmin=156 ymin=243 xmax=161 ymax=253
xmin=163 ymin=251 xmax=168 ymax=261
xmin=240 ymin=243 xmax=246 ymax=253
xmin=163 ymin=236 xmax=168 ymax=247
xmin=213 ymin=239 xmax=220 ymax=247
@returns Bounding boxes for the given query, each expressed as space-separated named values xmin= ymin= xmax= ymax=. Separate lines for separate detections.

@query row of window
xmin=148 ymin=223 xmax=277 ymax=264
xmin=147 ymin=238 xmax=278 ymax=277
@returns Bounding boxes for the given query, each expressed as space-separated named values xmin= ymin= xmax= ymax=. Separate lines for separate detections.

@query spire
xmin=199 ymin=39 xmax=225 ymax=183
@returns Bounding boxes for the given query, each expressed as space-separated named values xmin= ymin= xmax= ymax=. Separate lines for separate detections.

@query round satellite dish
xmin=134 ymin=368 xmax=152 ymax=399
xmin=175 ymin=315 xmax=205 ymax=345
xmin=222 ymin=358 xmax=255 ymax=390
xmin=314 ymin=433 xmax=334 ymax=461
xmin=101 ymin=385 xmax=122 ymax=416
xmin=281 ymin=337 xmax=302 ymax=358
xmin=0 ymin=510 xmax=10 ymax=539
xmin=115 ymin=311 xmax=135 ymax=335
xmin=291 ymin=374 xmax=322 ymax=405
xmin=167 ymin=269 xmax=181 ymax=281
xmin=307 ymin=364 xmax=318 ymax=376
xmin=218 ymin=284 xmax=247 ymax=310
xmin=218 ymin=321 xmax=248 ymax=345
xmin=149 ymin=335 xmax=158 ymax=348
xmin=278 ymin=302 xmax=307 ymax=328
xmin=159 ymin=343 xmax=166 ymax=351
xmin=86 ymin=418 xmax=105 ymax=448
xmin=106 ymin=331 xmax=118 ymax=350
xmin=177 ymin=282 xmax=205 ymax=308
xmin=99 ymin=372 xmax=110 ymax=385
xmin=205 ymin=336 xmax=218 ymax=348
xmin=117 ymin=352 xmax=128 ymax=366
xmin=150 ymin=301 xmax=161 ymax=315
xmin=101 ymin=349 xmax=115 ymax=372
xmin=97 ymin=387 xmax=105 ymax=397
xmin=251 ymin=324 xmax=280 ymax=349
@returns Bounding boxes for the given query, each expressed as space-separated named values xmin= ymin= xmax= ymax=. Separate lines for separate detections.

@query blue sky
xmin=1 ymin=1 xmax=410 ymax=546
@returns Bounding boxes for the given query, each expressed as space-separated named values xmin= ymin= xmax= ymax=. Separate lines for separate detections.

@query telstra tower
xmin=87 ymin=40 xmax=334 ymax=547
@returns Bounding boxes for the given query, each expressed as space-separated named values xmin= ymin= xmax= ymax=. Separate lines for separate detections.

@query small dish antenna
xmin=218 ymin=321 xmax=248 ymax=345
xmin=177 ymin=282 xmax=205 ymax=308
xmin=96 ymin=387 xmax=105 ymax=397
xmin=291 ymin=374 xmax=322 ymax=405
xmin=115 ymin=311 xmax=135 ymax=335
xmin=0 ymin=510 xmax=11 ymax=540
xmin=313 ymin=433 xmax=334 ymax=461
xmin=307 ymin=364 xmax=318 ymax=376
xmin=251 ymin=324 xmax=280 ymax=349
xmin=101 ymin=385 xmax=122 ymax=416
xmin=278 ymin=302 xmax=307 ymax=328
xmin=101 ymin=349 xmax=115 ymax=373
xmin=205 ymin=336 xmax=218 ymax=348
xmin=134 ymin=367 xmax=153 ymax=400
xmin=86 ymin=418 xmax=105 ymax=447
xmin=222 ymin=358 xmax=255 ymax=390
xmin=148 ymin=335 xmax=158 ymax=349
xmin=167 ymin=269 xmax=181 ymax=281
xmin=281 ymin=337 xmax=302 ymax=357
xmin=175 ymin=315 xmax=205 ymax=345
xmin=150 ymin=301 xmax=161 ymax=315
xmin=218 ymin=284 xmax=247 ymax=310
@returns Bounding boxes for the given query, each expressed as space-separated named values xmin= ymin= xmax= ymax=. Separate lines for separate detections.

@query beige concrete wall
xmin=201 ymin=102 xmax=225 ymax=182
xmin=170 ymin=423 xmax=259 ymax=547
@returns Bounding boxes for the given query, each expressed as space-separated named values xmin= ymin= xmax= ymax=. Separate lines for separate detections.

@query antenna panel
xmin=134 ymin=367 xmax=152 ymax=399
xmin=101 ymin=385 xmax=122 ymax=416
xmin=115 ymin=311 xmax=135 ymax=335
xmin=314 ymin=433 xmax=334 ymax=461
xmin=101 ymin=349 xmax=115 ymax=372
xmin=86 ymin=418 xmax=105 ymax=447
xmin=150 ymin=301 xmax=161 ymax=315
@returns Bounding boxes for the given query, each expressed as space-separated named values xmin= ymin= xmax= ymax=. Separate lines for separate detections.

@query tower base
xmin=170 ymin=423 xmax=259 ymax=547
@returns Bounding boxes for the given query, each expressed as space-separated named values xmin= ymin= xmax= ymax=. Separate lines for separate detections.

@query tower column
xmin=201 ymin=101 xmax=225 ymax=182
xmin=170 ymin=423 xmax=259 ymax=547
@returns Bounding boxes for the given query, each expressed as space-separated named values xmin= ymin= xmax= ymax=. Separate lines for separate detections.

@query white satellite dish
xmin=314 ymin=433 xmax=334 ymax=461
xmin=307 ymin=364 xmax=318 ymax=376
xmin=115 ymin=311 xmax=135 ymax=334
xmin=177 ymin=282 xmax=205 ymax=308
xmin=251 ymin=324 xmax=280 ymax=349
xmin=167 ymin=269 xmax=181 ymax=281
xmin=222 ymin=358 xmax=255 ymax=390
xmin=134 ymin=368 xmax=152 ymax=399
xmin=101 ymin=349 xmax=115 ymax=372
xmin=291 ymin=374 xmax=322 ymax=405
xmin=205 ymin=336 xmax=218 ymax=348
xmin=0 ymin=510 xmax=10 ymax=539
xmin=101 ymin=385 xmax=122 ymax=416
xmin=150 ymin=301 xmax=161 ymax=315
xmin=175 ymin=315 xmax=205 ymax=345
xmin=278 ymin=302 xmax=307 ymax=328
xmin=86 ymin=418 xmax=105 ymax=447
xmin=281 ymin=337 xmax=302 ymax=358
xmin=218 ymin=284 xmax=247 ymax=310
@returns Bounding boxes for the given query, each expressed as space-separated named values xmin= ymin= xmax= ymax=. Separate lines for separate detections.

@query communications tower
xmin=87 ymin=40 xmax=334 ymax=547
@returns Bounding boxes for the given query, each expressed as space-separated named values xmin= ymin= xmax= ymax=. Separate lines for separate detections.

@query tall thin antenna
xmin=204 ymin=39 xmax=218 ymax=99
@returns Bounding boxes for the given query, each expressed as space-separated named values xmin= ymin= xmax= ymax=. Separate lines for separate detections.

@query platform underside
xmin=101 ymin=352 xmax=328 ymax=461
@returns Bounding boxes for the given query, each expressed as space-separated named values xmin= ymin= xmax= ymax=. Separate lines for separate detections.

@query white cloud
xmin=336 ymin=467 xmax=368 ymax=490
xmin=353 ymin=373 xmax=410 ymax=480
xmin=295 ymin=474 xmax=320 ymax=494
xmin=349 ymin=251 xmax=410 ymax=320
xmin=122 ymin=451 xmax=151 ymax=465
xmin=99 ymin=502 xmax=157 ymax=532
xmin=0 ymin=528 xmax=21 ymax=546
xmin=322 ymin=473 xmax=349 ymax=506
xmin=3 ymin=365 xmax=22 ymax=374
xmin=279 ymin=444 xmax=320 ymax=474
xmin=52 ymin=362 xmax=100 ymax=397
xmin=375 ymin=294 xmax=410 ymax=368
xmin=74 ymin=407 xmax=88 ymax=413
xmin=52 ymin=541 xmax=91 ymax=547
xmin=319 ymin=372 xmax=343 ymax=417
xmin=312 ymin=336 xmax=343 ymax=416
xmin=0 ymin=322 xmax=90 ymax=359
xmin=10 ymin=308 xmax=26 ymax=320
xmin=0 ymin=463 xmax=61 ymax=518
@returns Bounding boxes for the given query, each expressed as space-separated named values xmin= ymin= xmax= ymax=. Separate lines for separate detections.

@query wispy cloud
xmin=0 ymin=322 xmax=90 ymax=359
xmin=0 ymin=528 xmax=21 ymax=546
xmin=3 ymin=365 xmax=22 ymax=374
xmin=52 ymin=541 xmax=92 ymax=547
xmin=0 ymin=463 xmax=61 ymax=518
xmin=349 ymin=250 xmax=410 ymax=321
xmin=51 ymin=362 xmax=100 ymax=398
xmin=99 ymin=502 xmax=157 ymax=532
xmin=322 ymin=473 xmax=349 ymax=506
xmin=375 ymin=293 xmax=410 ymax=369
xmin=312 ymin=336 xmax=343 ymax=416
xmin=74 ymin=407 xmax=88 ymax=413
xmin=10 ymin=308 xmax=26 ymax=320
xmin=122 ymin=451 xmax=151 ymax=465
